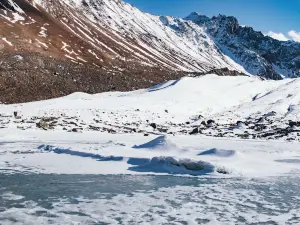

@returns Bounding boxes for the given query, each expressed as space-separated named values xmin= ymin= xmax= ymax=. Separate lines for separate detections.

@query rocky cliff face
xmin=185 ymin=12 xmax=300 ymax=80
xmin=0 ymin=0 xmax=299 ymax=103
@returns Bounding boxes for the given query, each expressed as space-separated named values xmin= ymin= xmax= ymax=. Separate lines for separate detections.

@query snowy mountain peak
xmin=184 ymin=12 xmax=210 ymax=25
xmin=185 ymin=12 xmax=300 ymax=79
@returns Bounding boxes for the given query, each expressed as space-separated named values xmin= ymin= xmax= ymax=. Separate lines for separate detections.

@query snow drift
xmin=37 ymin=142 xmax=229 ymax=176
xmin=133 ymin=136 xmax=179 ymax=151
xmin=129 ymin=156 xmax=219 ymax=175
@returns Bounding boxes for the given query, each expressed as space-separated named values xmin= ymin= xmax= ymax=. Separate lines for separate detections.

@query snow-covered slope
xmin=1 ymin=74 xmax=300 ymax=141
xmin=0 ymin=0 xmax=245 ymax=72
xmin=0 ymin=0 xmax=249 ymax=103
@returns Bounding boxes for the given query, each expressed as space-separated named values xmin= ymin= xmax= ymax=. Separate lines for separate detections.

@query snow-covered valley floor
xmin=1 ymin=74 xmax=300 ymax=224
xmin=1 ymin=128 xmax=300 ymax=224
xmin=1 ymin=74 xmax=300 ymax=141
xmin=1 ymin=74 xmax=300 ymax=176
xmin=1 ymin=129 xmax=300 ymax=178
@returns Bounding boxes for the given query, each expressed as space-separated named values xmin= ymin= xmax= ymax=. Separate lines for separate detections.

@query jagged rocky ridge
xmin=0 ymin=0 xmax=299 ymax=103
xmin=185 ymin=12 xmax=300 ymax=80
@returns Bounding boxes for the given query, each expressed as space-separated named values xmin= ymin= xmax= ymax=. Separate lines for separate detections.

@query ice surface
xmin=1 ymin=175 xmax=300 ymax=225
xmin=1 ymin=192 xmax=25 ymax=201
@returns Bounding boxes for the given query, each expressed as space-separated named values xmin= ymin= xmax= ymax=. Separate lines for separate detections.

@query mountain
xmin=0 ymin=0 xmax=299 ymax=103
xmin=185 ymin=12 xmax=300 ymax=80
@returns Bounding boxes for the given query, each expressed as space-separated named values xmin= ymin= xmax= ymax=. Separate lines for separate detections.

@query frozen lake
xmin=1 ymin=174 xmax=300 ymax=224
xmin=1 ymin=130 xmax=300 ymax=224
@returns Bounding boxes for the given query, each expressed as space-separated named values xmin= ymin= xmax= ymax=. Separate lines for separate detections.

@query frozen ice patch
xmin=1 ymin=192 xmax=24 ymax=201
xmin=2 ymin=175 xmax=297 ymax=225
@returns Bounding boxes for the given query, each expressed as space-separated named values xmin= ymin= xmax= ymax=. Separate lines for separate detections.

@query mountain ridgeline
xmin=0 ymin=0 xmax=299 ymax=103
xmin=185 ymin=12 xmax=300 ymax=80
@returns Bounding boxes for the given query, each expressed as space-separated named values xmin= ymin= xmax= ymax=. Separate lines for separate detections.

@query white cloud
xmin=266 ymin=31 xmax=289 ymax=41
xmin=288 ymin=30 xmax=300 ymax=42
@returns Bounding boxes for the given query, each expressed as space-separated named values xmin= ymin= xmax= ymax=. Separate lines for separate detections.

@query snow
xmin=35 ymin=39 xmax=48 ymax=48
xmin=61 ymin=41 xmax=78 ymax=55
xmin=64 ymin=54 xmax=77 ymax=61
xmin=3 ymin=0 xmax=299 ymax=79
xmin=2 ymin=37 xmax=13 ymax=46
xmin=76 ymin=56 xmax=87 ymax=62
xmin=7 ymin=0 xmax=24 ymax=14
xmin=0 ymin=11 xmax=25 ymax=23
xmin=1 ymin=1 xmax=300 ymax=223
xmin=30 ymin=0 xmax=249 ymax=73
xmin=11 ymin=12 xmax=25 ymax=23
xmin=2 ymin=75 xmax=280 ymax=115
xmin=38 ymin=25 xmax=48 ymax=38
xmin=87 ymin=49 xmax=102 ymax=61
xmin=0 ymin=74 xmax=298 ymax=133
xmin=0 ymin=129 xmax=300 ymax=177
xmin=132 ymin=135 xmax=179 ymax=151
xmin=13 ymin=55 xmax=23 ymax=61
xmin=0 ymin=74 xmax=300 ymax=224
xmin=1 ymin=74 xmax=300 ymax=177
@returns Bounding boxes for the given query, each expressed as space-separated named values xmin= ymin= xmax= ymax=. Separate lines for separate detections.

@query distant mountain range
xmin=1 ymin=0 xmax=300 ymax=103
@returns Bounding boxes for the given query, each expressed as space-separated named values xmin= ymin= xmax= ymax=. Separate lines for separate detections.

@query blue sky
xmin=124 ymin=0 xmax=300 ymax=41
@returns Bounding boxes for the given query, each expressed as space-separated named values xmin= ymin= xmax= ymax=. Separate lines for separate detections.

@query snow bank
xmin=147 ymin=79 xmax=180 ymax=92
xmin=37 ymin=143 xmax=226 ymax=176
xmin=133 ymin=136 xmax=179 ymax=151
xmin=1 ymin=130 xmax=300 ymax=177
xmin=198 ymin=148 xmax=236 ymax=157
xmin=129 ymin=156 xmax=221 ymax=175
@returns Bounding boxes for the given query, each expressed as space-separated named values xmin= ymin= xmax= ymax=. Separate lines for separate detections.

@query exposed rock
xmin=150 ymin=123 xmax=157 ymax=129
xmin=36 ymin=120 xmax=49 ymax=130
xmin=89 ymin=125 xmax=101 ymax=131
xmin=289 ymin=121 xmax=300 ymax=127
xmin=201 ymin=121 xmax=207 ymax=127
xmin=207 ymin=120 xmax=215 ymax=127
xmin=189 ymin=128 xmax=200 ymax=135
xmin=186 ymin=13 xmax=300 ymax=79
xmin=1 ymin=0 xmax=299 ymax=104
xmin=189 ymin=68 xmax=247 ymax=77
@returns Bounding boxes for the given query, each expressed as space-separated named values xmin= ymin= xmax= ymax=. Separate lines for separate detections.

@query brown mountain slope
xmin=0 ymin=0 xmax=245 ymax=103
xmin=0 ymin=0 xmax=183 ymax=103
